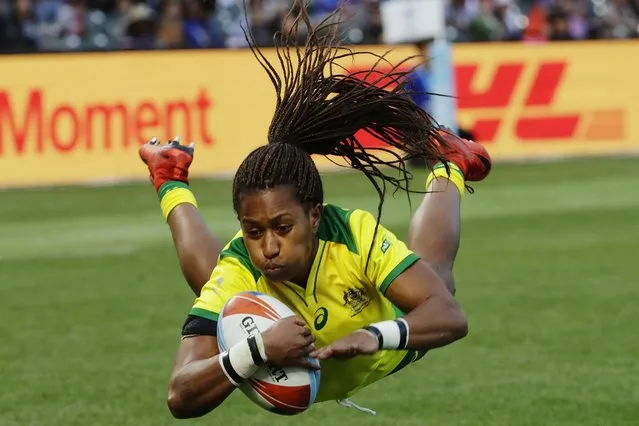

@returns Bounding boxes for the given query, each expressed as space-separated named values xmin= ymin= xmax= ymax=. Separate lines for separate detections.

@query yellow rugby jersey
xmin=188 ymin=204 xmax=426 ymax=402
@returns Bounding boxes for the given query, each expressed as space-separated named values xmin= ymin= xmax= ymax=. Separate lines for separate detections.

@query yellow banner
xmin=453 ymin=41 xmax=639 ymax=161
xmin=0 ymin=50 xmax=278 ymax=187
xmin=0 ymin=48 xmax=419 ymax=188
xmin=1 ymin=41 xmax=637 ymax=188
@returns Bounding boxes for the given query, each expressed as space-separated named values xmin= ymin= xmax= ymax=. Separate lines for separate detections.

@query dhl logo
xmin=457 ymin=61 xmax=625 ymax=143
xmin=350 ymin=61 xmax=625 ymax=146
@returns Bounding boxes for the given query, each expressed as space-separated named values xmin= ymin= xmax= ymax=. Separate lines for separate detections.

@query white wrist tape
xmin=219 ymin=333 xmax=267 ymax=386
xmin=364 ymin=318 xmax=409 ymax=350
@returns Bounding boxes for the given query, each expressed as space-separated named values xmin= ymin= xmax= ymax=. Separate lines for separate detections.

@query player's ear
xmin=309 ymin=203 xmax=323 ymax=235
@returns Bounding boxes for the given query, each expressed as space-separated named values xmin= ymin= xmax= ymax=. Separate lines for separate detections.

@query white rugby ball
xmin=217 ymin=291 xmax=320 ymax=415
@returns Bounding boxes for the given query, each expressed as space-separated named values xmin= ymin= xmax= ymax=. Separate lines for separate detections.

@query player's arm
xmin=139 ymin=137 xmax=223 ymax=296
xmin=364 ymin=210 xmax=468 ymax=350
xmin=169 ymin=317 xmax=317 ymax=419
xmin=167 ymin=204 xmax=224 ymax=296
xmin=167 ymin=254 xmax=252 ymax=418
xmin=168 ymin=335 xmax=234 ymax=419
xmin=312 ymin=265 xmax=466 ymax=360
xmin=168 ymin=257 xmax=317 ymax=418
xmin=382 ymin=260 xmax=468 ymax=350
xmin=311 ymin=210 xmax=467 ymax=359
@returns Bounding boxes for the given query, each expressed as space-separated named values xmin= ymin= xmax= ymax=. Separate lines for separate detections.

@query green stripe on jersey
xmin=189 ymin=308 xmax=219 ymax=322
xmin=318 ymin=204 xmax=358 ymax=254
xmin=219 ymin=237 xmax=261 ymax=282
xmin=379 ymin=253 xmax=420 ymax=294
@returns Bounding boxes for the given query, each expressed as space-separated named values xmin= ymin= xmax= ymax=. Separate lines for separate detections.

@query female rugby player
xmin=139 ymin=2 xmax=491 ymax=419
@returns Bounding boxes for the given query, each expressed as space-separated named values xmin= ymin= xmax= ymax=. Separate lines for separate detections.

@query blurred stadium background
xmin=1 ymin=0 xmax=638 ymax=425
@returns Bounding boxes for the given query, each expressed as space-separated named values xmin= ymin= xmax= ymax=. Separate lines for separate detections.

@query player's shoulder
xmin=217 ymin=230 xmax=261 ymax=282
xmin=319 ymin=204 xmax=379 ymax=255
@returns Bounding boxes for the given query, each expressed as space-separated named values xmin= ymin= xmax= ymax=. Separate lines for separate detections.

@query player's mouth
xmin=263 ymin=264 xmax=287 ymax=280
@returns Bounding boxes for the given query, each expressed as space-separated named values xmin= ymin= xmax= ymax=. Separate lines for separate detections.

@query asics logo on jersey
xmin=343 ymin=287 xmax=372 ymax=317
xmin=314 ymin=307 xmax=329 ymax=330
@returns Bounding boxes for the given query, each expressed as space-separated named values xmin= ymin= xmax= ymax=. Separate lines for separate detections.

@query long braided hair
xmin=232 ymin=0 xmax=449 ymax=268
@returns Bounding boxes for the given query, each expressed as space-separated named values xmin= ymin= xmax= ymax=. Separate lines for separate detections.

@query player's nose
xmin=262 ymin=232 xmax=280 ymax=260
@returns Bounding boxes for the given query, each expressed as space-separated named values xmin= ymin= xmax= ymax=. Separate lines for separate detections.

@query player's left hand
xmin=309 ymin=330 xmax=379 ymax=360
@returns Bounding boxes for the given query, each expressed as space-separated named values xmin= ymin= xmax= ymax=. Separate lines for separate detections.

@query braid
xmin=232 ymin=144 xmax=323 ymax=213
xmin=233 ymin=0 xmax=449 ymax=269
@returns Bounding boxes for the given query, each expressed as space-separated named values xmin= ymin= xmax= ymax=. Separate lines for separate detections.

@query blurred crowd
xmin=449 ymin=0 xmax=639 ymax=41
xmin=1 ymin=0 xmax=638 ymax=53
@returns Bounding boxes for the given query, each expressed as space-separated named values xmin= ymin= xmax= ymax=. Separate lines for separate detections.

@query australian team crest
xmin=343 ymin=287 xmax=372 ymax=316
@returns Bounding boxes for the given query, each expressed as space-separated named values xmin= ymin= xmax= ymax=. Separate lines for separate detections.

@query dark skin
xmin=312 ymin=178 xmax=464 ymax=359
xmin=168 ymin=187 xmax=322 ymax=418
xmin=167 ymin=204 xmax=224 ymax=295
xmin=239 ymin=186 xmax=322 ymax=286
xmin=166 ymin=183 xmax=468 ymax=418
xmin=168 ymin=317 xmax=316 ymax=419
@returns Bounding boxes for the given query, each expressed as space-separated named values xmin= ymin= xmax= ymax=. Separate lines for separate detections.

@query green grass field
xmin=1 ymin=157 xmax=638 ymax=426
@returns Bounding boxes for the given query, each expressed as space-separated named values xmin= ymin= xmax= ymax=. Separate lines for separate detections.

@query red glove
xmin=139 ymin=137 xmax=195 ymax=192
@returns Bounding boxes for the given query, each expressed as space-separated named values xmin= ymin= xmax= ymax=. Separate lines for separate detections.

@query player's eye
xmin=245 ymin=229 xmax=263 ymax=239
xmin=276 ymin=224 xmax=292 ymax=235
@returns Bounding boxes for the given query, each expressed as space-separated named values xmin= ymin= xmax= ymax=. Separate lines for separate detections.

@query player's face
xmin=238 ymin=185 xmax=321 ymax=284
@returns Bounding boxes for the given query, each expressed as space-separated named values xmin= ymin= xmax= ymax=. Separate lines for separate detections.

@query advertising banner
xmin=452 ymin=41 xmax=637 ymax=161
xmin=1 ymin=41 xmax=636 ymax=188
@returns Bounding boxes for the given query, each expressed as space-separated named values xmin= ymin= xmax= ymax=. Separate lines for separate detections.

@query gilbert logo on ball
xmin=217 ymin=292 xmax=321 ymax=415
xmin=240 ymin=315 xmax=290 ymax=383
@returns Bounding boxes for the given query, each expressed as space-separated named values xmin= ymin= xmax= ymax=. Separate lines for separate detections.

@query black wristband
xmin=363 ymin=325 xmax=384 ymax=349
xmin=395 ymin=319 xmax=409 ymax=350
xmin=220 ymin=352 xmax=244 ymax=385
xmin=247 ymin=335 xmax=265 ymax=365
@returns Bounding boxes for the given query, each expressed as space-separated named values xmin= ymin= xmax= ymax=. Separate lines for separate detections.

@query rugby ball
xmin=217 ymin=292 xmax=320 ymax=415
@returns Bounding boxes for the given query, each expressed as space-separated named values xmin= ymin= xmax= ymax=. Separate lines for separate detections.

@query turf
xmin=1 ymin=157 xmax=638 ymax=426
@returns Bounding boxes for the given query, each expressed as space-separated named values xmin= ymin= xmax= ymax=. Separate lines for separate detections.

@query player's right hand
xmin=139 ymin=136 xmax=195 ymax=192
xmin=261 ymin=317 xmax=319 ymax=370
